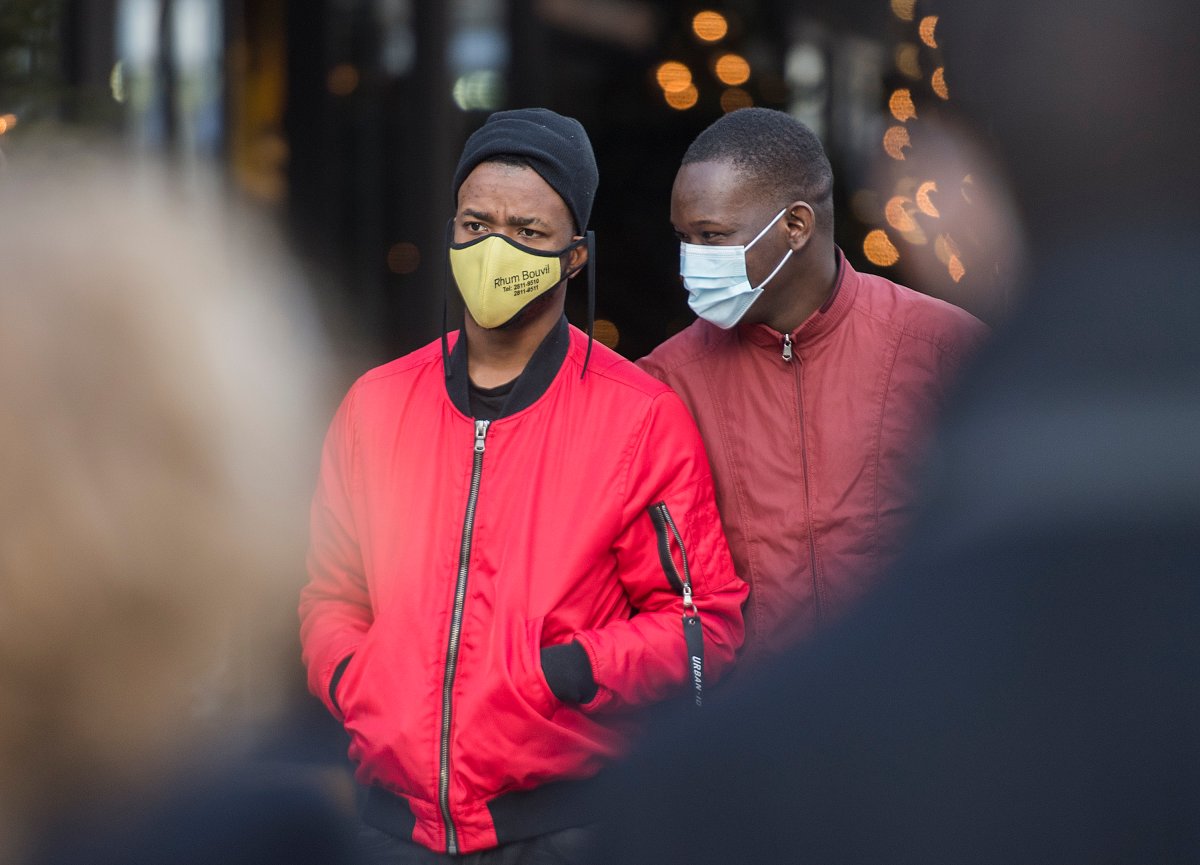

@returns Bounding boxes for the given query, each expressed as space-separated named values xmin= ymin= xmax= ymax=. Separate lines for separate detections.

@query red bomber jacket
xmin=299 ymin=317 xmax=746 ymax=854
xmin=639 ymin=250 xmax=987 ymax=664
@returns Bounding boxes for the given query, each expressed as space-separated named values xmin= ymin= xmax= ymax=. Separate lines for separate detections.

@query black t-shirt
xmin=468 ymin=378 xmax=516 ymax=421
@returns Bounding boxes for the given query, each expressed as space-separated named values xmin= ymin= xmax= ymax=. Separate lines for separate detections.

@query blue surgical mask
xmin=680 ymin=207 xmax=793 ymax=329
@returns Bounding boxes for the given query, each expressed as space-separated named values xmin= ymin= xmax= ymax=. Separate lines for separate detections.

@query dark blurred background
xmin=2 ymin=0 xmax=1005 ymax=369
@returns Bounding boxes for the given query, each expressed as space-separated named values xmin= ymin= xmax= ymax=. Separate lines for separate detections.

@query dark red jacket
xmin=299 ymin=319 xmax=746 ymax=854
xmin=639 ymin=251 xmax=986 ymax=662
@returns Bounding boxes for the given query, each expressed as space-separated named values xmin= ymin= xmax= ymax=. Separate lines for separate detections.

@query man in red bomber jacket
xmin=299 ymin=109 xmax=746 ymax=862
xmin=640 ymin=108 xmax=986 ymax=665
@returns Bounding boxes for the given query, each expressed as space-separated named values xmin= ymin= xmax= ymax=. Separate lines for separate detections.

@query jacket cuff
xmin=539 ymin=641 xmax=597 ymax=704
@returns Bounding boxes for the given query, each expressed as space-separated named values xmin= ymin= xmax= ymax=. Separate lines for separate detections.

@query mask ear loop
xmin=441 ymin=217 xmax=454 ymax=381
xmin=580 ymin=230 xmax=595 ymax=379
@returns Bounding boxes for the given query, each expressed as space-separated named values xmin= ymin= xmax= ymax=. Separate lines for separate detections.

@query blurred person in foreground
xmin=596 ymin=1 xmax=1200 ymax=863
xmin=298 ymin=108 xmax=746 ymax=863
xmin=0 ymin=156 xmax=355 ymax=865
xmin=638 ymin=108 xmax=988 ymax=664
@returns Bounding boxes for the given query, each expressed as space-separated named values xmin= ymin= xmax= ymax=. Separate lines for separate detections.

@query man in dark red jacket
xmin=639 ymin=108 xmax=986 ymax=664
xmin=299 ymin=108 xmax=746 ymax=862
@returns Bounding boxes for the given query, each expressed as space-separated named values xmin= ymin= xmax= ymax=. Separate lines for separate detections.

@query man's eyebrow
xmin=461 ymin=209 xmax=548 ymax=228
xmin=677 ymin=218 xmax=730 ymax=229
xmin=506 ymin=214 xmax=547 ymax=227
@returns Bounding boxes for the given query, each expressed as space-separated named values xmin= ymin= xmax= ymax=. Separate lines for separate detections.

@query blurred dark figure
xmin=0 ymin=155 xmax=359 ymax=865
xmin=593 ymin=2 xmax=1200 ymax=863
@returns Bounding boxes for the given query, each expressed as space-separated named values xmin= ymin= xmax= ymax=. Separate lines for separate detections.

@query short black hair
xmin=683 ymin=108 xmax=834 ymax=225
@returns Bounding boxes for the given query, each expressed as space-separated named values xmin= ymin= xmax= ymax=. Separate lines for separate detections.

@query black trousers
xmin=356 ymin=825 xmax=594 ymax=865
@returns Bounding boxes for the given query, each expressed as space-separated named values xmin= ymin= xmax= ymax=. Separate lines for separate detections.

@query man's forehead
xmin=672 ymin=160 xmax=757 ymax=218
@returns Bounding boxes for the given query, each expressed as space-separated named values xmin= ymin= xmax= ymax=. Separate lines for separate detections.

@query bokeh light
xmin=327 ymin=63 xmax=359 ymax=96
xmin=886 ymin=195 xmax=928 ymax=245
xmin=934 ymin=233 xmax=961 ymax=265
xmin=714 ymin=53 xmax=751 ymax=86
xmin=948 ymin=255 xmax=966 ymax=282
xmin=919 ymin=16 xmax=939 ymax=48
xmin=692 ymin=11 xmax=728 ymax=42
xmin=109 ymin=62 xmax=125 ymax=103
xmin=890 ymin=0 xmax=916 ymax=21
xmin=895 ymin=43 xmax=921 ymax=79
xmin=931 ymin=67 xmax=949 ymax=100
xmin=915 ymin=181 xmax=940 ymax=218
xmin=864 ymin=230 xmax=901 ymax=267
xmin=720 ymin=87 xmax=753 ymax=112
xmin=665 ymin=84 xmax=699 ymax=110
xmin=961 ymin=174 xmax=977 ymax=204
xmin=594 ymin=319 xmax=620 ymax=349
xmin=885 ymin=196 xmax=918 ymax=233
xmin=386 ymin=242 xmax=421 ymax=275
xmin=656 ymin=61 xmax=692 ymax=93
xmin=882 ymin=125 xmax=912 ymax=160
xmin=889 ymin=88 xmax=916 ymax=122
xmin=453 ymin=70 xmax=503 ymax=111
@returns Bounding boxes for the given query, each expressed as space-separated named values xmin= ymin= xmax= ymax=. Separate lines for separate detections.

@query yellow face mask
xmin=449 ymin=233 xmax=583 ymax=329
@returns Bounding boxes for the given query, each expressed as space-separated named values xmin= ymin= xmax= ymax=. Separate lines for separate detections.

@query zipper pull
xmin=782 ymin=333 xmax=793 ymax=362
xmin=682 ymin=583 xmax=696 ymax=615
xmin=474 ymin=419 xmax=490 ymax=453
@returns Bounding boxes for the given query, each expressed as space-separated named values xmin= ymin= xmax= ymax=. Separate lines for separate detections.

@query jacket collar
xmin=445 ymin=314 xmax=570 ymax=418
xmin=740 ymin=246 xmax=859 ymax=350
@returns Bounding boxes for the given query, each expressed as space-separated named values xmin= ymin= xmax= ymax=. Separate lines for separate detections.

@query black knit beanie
xmin=452 ymin=108 xmax=598 ymax=233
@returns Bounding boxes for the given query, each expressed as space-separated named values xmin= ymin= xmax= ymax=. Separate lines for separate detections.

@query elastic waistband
xmin=362 ymin=774 xmax=600 ymax=848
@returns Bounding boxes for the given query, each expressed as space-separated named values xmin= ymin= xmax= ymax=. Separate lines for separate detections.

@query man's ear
xmin=783 ymin=202 xmax=816 ymax=251
xmin=565 ymin=235 xmax=589 ymax=278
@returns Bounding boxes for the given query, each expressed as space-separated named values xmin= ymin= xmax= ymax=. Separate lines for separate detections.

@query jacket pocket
xmin=329 ymin=651 xmax=356 ymax=715
xmin=335 ymin=624 xmax=377 ymax=724
xmin=520 ymin=616 xmax=559 ymax=718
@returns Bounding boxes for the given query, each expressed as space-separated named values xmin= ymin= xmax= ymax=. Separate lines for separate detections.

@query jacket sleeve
xmin=571 ymin=390 xmax=747 ymax=712
xmin=298 ymin=385 xmax=372 ymax=720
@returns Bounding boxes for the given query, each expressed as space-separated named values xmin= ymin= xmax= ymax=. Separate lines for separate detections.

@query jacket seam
xmin=871 ymin=332 xmax=906 ymax=563
xmin=852 ymin=303 xmax=977 ymax=358
xmin=697 ymin=340 xmax=761 ymax=635
xmin=322 ymin=384 xmax=368 ymax=714
xmin=568 ymin=350 xmax=676 ymax=402
xmin=589 ymin=391 xmax=660 ymax=693
xmin=613 ymin=391 xmax=662 ymax=510
xmin=638 ymin=323 xmax=733 ymax=378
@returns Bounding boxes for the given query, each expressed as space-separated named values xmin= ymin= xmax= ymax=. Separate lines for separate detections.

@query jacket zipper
xmin=648 ymin=501 xmax=704 ymax=705
xmin=439 ymin=418 xmax=490 ymax=854
xmin=789 ymin=347 xmax=824 ymax=624
xmin=648 ymin=502 xmax=692 ymax=600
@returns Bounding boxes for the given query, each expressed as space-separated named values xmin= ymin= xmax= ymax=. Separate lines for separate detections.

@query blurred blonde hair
xmin=0 ymin=153 xmax=333 ymax=857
